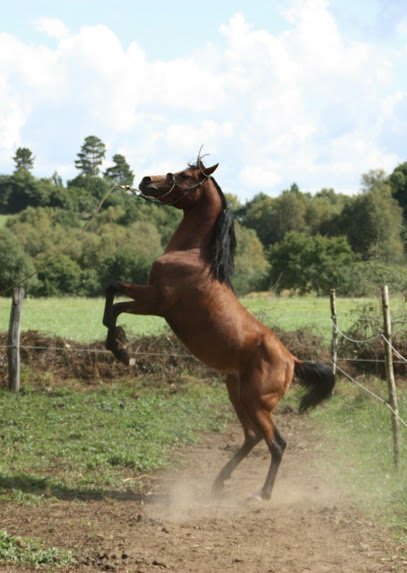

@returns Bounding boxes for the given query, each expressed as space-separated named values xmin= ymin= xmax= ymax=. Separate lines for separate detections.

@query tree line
xmin=1 ymin=135 xmax=407 ymax=297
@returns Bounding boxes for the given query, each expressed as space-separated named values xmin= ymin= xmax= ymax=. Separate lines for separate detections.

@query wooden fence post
xmin=381 ymin=285 xmax=400 ymax=468
xmin=8 ymin=287 xmax=24 ymax=392
xmin=330 ymin=289 xmax=338 ymax=375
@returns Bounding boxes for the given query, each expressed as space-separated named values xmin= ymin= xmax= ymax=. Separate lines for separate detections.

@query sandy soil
xmin=1 ymin=413 xmax=406 ymax=573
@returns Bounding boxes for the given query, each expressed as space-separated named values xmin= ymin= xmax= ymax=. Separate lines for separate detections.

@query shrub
xmin=0 ymin=228 xmax=38 ymax=294
xmin=233 ymin=224 xmax=270 ymax=295
xmin=34 ymin=254 xmax=82 ymax=296
xmin=268 ymin=232 xmax=355 ymax=295
xmin=339 ymin=261 xmax=407 ymax=297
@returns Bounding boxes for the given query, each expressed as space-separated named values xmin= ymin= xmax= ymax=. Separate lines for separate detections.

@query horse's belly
xmin=165 ymin=315 xmax=246 ymax=373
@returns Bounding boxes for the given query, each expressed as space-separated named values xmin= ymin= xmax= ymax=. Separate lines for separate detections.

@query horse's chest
xmin=149 ymin=257 xmax=206 ymax=295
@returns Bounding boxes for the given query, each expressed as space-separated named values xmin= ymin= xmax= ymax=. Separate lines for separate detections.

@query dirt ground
xmin=1 ymin=412 xmax=406 ymax=573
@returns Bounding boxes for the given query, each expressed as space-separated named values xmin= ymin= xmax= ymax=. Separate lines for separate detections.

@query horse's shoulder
xmin=149 ymin=252 xmax=202 ymax=286
xmin=153 ymin=251 xmax=200 ymax=271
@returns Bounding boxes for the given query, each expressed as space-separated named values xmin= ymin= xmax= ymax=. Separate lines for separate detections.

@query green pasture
xmin=1 ymin=293 xmax=405 ymax=343
xmin=310 ymin=381 xmax=407 ymax=546
xmin=0 ymin=379 xmax=230 ymax=496
xmin=0 ymin=297 xmax=165 ymax=342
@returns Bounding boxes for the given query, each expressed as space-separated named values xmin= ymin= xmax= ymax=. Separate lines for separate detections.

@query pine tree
xmin=13 ymin=147 xmax=35 ymax=172
xmin=104 ymin=154 xmax=134 ymax=185
xmin=75 ymin=135 xmax=106 ymax=176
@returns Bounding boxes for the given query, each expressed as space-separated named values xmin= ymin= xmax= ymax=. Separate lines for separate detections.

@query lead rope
xmin=1 ymin=170 xmax=211 ymax=296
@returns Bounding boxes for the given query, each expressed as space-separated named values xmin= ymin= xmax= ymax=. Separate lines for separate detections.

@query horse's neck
xmin=165 ymin=187 xmax=222 ymax=254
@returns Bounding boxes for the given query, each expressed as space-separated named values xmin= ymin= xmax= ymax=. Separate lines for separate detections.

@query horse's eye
xmin=179 ymin=173 xmax=189 ymax=180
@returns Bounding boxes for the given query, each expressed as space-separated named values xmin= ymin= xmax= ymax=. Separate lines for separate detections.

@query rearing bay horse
xmin=103 ymin=159 xmax=335 ymax=501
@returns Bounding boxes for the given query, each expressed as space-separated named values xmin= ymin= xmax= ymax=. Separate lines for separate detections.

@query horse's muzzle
xmin=139 ymin=176 xmax=156 ymax=195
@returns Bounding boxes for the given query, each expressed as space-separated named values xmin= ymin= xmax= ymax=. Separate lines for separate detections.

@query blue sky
xmin=1 ymin=0 xmax=406 ymax=199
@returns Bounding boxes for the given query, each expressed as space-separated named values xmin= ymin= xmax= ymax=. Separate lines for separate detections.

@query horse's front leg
xmin=103 ymin=282 xmax=161 ymax=365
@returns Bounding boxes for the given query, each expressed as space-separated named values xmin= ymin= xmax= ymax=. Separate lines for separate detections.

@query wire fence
xmin=1 ymin=297 xmax=407 ymax=368
xmin=1 ymin=287 xmax=407 ymax=433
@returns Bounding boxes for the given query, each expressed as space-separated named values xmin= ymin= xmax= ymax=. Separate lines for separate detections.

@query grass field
xmin=309 ymin=381 xmax=407 ymax=546
xmin=0 ymin=379 xmax=230 ymax=496
xmin=1 ymin=293 xmax=405 ymax=343
xmin=0 ymin=297 xmax=164 ymax=341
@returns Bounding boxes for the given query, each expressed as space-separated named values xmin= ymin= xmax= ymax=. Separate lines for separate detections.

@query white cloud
xmin=36 ymin=17 xmax=69 ymax=39
xmin=0 ymin=2 xmax=405 ymax=198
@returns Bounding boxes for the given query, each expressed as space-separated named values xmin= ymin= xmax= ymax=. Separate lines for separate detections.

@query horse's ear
xmin=202 ymin=163 xmax=219 ymax=177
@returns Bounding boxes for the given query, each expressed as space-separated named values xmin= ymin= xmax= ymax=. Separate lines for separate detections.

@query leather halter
xmin=122 ymin=166 xmax=210 ymax=206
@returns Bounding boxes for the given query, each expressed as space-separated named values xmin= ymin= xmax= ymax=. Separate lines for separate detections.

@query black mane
xmin=209 ymin=178 xmax=236 ymax=286
xmin=188 ymin=159 xmax=236 ymax=285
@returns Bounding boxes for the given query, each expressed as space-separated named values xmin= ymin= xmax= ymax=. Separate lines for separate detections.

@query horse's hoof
xmin=116 ymin=349 xmax=129 ymax=365
xmin=106 ymin=326 xmax=133 ymax=366
xmin=210 ymin=482 xmax=224 ymax=497
xmin=245 ymin=492 xmax=267 ymax=504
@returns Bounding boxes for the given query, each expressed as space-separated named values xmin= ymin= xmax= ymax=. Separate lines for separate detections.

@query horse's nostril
xmin=139 ymin=176 xmax=153 ymax=191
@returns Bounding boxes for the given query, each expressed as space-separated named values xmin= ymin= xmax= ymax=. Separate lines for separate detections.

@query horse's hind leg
xmin=212 ymin=375 xmax=262 ymax=494
xmin=256 ymin=418 xmax=286 ymax=500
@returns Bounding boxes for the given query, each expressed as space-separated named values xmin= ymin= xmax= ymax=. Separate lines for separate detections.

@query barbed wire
xmin=1 ymin=343 xmax=407 ymax=366
xmin=0 ymin=344 xmax=198 ymax=360
xmin=334 ymin=325 xmax=382 ymax=344
xmin=380 ymin=333 xmax=407 ymax=364
xmin=334 ymin=363 xmax=407 ymax=430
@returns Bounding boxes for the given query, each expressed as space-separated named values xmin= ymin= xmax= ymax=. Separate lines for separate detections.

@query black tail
xmin=294 ymin=361 xmax=335 ymax=413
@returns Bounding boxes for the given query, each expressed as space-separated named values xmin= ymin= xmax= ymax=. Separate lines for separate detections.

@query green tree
xmin=0 ymin=228 xmax=38 ymax=293
xmin=119 ymin=199 xmax=182 ymax=245
xmin=96 ymin=221 xmax=162 ymax=287
xmin=361 ymin=169 xmax=388 ymax=193
xmin=13 ymin=147 xmax=35 ymax=172
xmin=239 ymin=193 xmax=275 ymax=246
xmin=241 ymin=185 xmax=312 ymax=248
xmin=335 ymin=178 xmax=404 ymax=262
xmin=67 ymin=173 xmax=112 ymax=204
xmin=0 ymin=170 xmax=40 ymax=213
xmin=35 ymin=254 xmax=82 ymax=296
xmin=233 ymin=223 xmax=270 ymax=295
xmin=51 ymin=171 xmax=63 ymax=186
xmin=389 ymin=161 xmax=407 ymax=221
xmin=75 ymin=135 xmax=106 ymax=176
xmin=268 ymin=185 xmax=310 ymax=243
xmin=6 ymin=207 xmax=81 ymax=259
xmin=340 ymin=261 xmax=407 ymax=297
xmin=224 ymin=193 xmax=241 ymax=212
xmin=306 ymin=189 xmax=350 ymax=236
xmin=268 ymin=232 xmax=355 ymax=295
xmin=104 ymin=154 xmax=134 ymax=185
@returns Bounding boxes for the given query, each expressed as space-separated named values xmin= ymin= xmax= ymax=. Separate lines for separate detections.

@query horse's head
xmin=138 ymin=161 xmax=219 ymax=208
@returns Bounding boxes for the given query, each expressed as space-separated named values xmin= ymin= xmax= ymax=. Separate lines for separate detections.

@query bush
xmin=268 ymin=232 xmax=355 ymax=295
xmin=233 ymin=224 xmax=270 ymax=295
xmin=0 ymin=228 xmax=38 ymax=294
xmin=339 ymin=261 xmax=407 ymax=297
xmin=96 ymin=221 xmax=162 ymax=288
xmin=34 ymin=255 xmax=82 ymax=296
